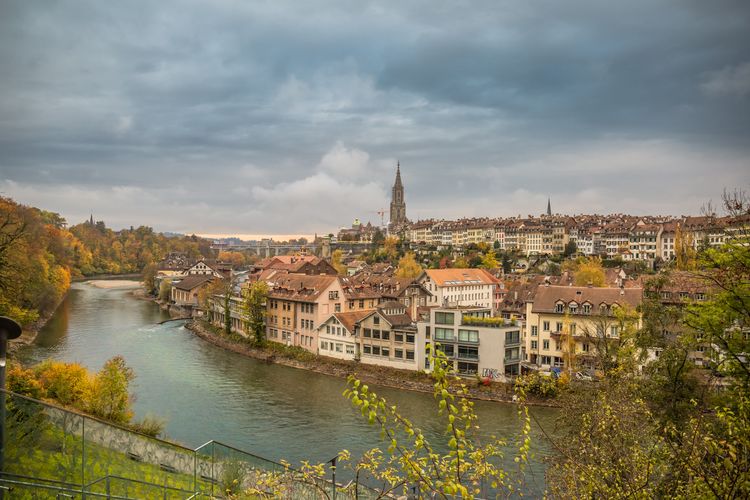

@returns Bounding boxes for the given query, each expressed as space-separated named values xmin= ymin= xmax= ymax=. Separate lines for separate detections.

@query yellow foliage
xmin=395 ymin=252 xmax=423 ymax=278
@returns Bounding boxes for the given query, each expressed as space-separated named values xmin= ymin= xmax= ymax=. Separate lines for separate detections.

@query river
xmin=18 ymin=281 xmax=558 ymax=494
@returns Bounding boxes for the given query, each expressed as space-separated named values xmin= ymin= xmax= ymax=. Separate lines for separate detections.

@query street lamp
xmin=0 ymin=316 xmax=22 ymax=485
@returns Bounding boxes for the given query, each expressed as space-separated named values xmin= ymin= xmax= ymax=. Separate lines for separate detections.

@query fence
xmin=0 ymin=390 xmax=380 ymax=499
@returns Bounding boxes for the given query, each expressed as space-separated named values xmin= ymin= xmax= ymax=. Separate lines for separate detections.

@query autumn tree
xmin=395 ymin=252 xmax=423 ymax=278
xmin=85 ymin=356 xmax=136 ymax=424
xmin=479 ymin=250 xmax=499 ymax=269
xmin=674 ymin=223 xmax=696 ymax=270
xmin=573 ymin=257 xmax=606 ymax=287
xmin=244 ymin=280 xmax=269 ymax=345
xmin=331 ymin=249 xmax=347 ymax=275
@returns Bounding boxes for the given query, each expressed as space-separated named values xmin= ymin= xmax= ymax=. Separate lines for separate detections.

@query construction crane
xmin=374 ymin=209 xmax=386 ymax=227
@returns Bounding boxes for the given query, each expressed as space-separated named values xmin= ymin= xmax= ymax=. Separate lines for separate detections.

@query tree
xmin=142 ymin=263 xmax=158 ymax=295
xmin=244 ymin=280 xmax=269 ymax=345
xmin=563 ymin=240 xmax=577 ymax=257
xmin=85 ymin=356 xmax=135 ymax=424
xmin=479 ymin=251 xmax=499 ymax=270
xmin=574 ymin=257 xmax=606 ymax=287
xmin=158 ymin=279 xmax=172 ymax=302
xmin=674 ymin=223 xmax=696 ymax=270
xmin=331 ymin=249 xmax=347 ymax=275
xmin=395 ymin=252 xmax=423 ymax=278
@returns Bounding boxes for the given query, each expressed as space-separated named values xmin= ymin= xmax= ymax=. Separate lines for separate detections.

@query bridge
xmin=210 ymin=240 xmax=374 ymax=258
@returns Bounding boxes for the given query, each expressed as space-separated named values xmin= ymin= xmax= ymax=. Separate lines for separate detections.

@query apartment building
xmin=523 ymin=285 xmax=642 ymax=373
xmin=264 ymin=274 xmax=345 ymax=353
xmin=417 ymin=306 xmax=523 ymax=380
xmin=357 ymin=301 xmax=419 ymax=370
xmin=418 ymin=268 xmax=497 ymax=309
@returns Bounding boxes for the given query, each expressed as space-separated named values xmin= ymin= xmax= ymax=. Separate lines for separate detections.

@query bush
xmin=34 ymin=360 xmax=90 ymax=406
xmin=7 ymin=362 xmax=46 ymax=399
xmin=130 ymin=414 xmax=166 ymax=437
xmin=514 ymin=372 xmax=560 ymax=398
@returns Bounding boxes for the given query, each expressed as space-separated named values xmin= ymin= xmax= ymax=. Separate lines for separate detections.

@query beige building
xmin=524 ymin=285 xmax=642 ymax=373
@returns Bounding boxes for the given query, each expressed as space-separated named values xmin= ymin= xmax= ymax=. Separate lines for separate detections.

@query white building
xmin=418 ymin=268 xmax=497 ymax=310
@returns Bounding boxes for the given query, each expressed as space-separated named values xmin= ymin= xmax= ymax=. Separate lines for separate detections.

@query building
xmin=317 ymin=310 xmax=371 ymax=360
xmin=389 ymin=163 xmax=408 ymax=231
xmin=417 ymin=306 xmax=523 ymax=380
xmin=357 ymin=301 xmax=419 ymax=370
xmin=264 ymin=274 xmax=345 ymax=353
xmin=418 ymin=268 xmax=497 ymax=309
xmin=523 ymin=285 xmax=642 ymax=373
xmin=171 ymin=275 xmax=216 ymax=311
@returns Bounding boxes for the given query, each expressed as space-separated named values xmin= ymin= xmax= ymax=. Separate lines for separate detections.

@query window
xmin=363 ymin=328 xmax=371 ymax=338
xmin=381 ymin=330 xmax=390 ymax=340
xmin=543 ymin=339 xmax=550 ymax=350
xmin=425 ymin=326 xmax=431 ymax=339
xmin=373 ymin=316 xmax=380 ymax=325
xmin=359 ymin=300 xmax=365 ymax=308
xmin=570 ymin=323 xmax=576 ymax=335
xmin=555 ymin=302 xmax=564 ymax=313
xmin=458 ymin=329 xmax=479 ymax=342
xmin=582 ymin=303 xmax=591 ymax=315
xmin=555 ymin=341 xmax=561 ymax=351
xmin=326 ymin=325 xmax=331 ymax=334
xmin=531 ymin=326 xmax=538 ymax=337
xmin=505 ymin=330 xmax=520 ymax=344
xmin=406 ymin=333 xmax=415 ymax=344
xmin=582 ymin=343 xmax=590 ymax=352
xmin=395 ymin=349 xmax=403 ymax=358
xmin=438 ymin=344 xmax=455 ymax=357
xmin=335 ymin=303 xmax=341 ymax=312
xmin=406 ymin=350 xmax=415 ymax=360
xmin=458 ymin=346 xmax=478 ymax=360
xmin=457 ymin=361 xmax=477 ymax=375
xmin=543 ymin=321 xmax=550 ymax=331
xmin=335 ymin=343 xmax=343 ymax=352
xmin=435 ymin=312 xmax=455 ymax=324
xmin=395 ymin=333 xmax=404 ymax=342
xmin=541 ymin=355 xmax=552 ymax=365
xmin=321 ymin=341 xmax=328 ymax=350
xmin=610 ymin=326 xmax=619 ymax=337
xmin=556 ymin=322 xmax=563 ymax=332
xmin=381 ymin=347 xmax=390 ymax=357
xmin=531 ymin=340 xmax=538 ymax=349
xmin=346 ymin=345 xmax=354 ymax=355
xmin=435 ymin=328 xmax=454 ymax=340
xmin=349 ymin=301 xmax=355 ymax=309
xmin=372 ymin=346 xmax=381 ymax=355
xmin=363 ymin=345 xmax=371 ymax=354
xmin=372 ymin=329 xmax=381 ymax=339
xmin=329 ymin=291 xmax=339 ymax=300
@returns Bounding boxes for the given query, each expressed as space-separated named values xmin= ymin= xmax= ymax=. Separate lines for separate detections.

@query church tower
xmin=389 ymin=162 xmax=407 ymax=229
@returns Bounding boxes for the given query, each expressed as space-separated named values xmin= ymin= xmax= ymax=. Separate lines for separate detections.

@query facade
xmin=523 ymin=285 xmax=642 ymax=373
xmin=357 ymin=302 xmax=419 ymax=370
xmin=171 ymin=275 xmax=215 ymax=309
xmin=317 ymin=310 xmax=370 ymax=360
xmin=417 ymin=306 xmax=523 ymax=380
xmin=264 ymin=274 xmax=345 ymax=353
xmin=418 ymin=268 xmax=497 ymax=309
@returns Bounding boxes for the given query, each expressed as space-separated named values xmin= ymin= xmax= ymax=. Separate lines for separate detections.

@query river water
xmin=19 ymin=282 xmax=557 ymax=494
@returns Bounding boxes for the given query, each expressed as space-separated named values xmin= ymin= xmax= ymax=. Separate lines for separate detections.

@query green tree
xmin=85 ymin=356 xmax=135 ymax=424
xmin=244 ymin=280 xmax=269 ymax=345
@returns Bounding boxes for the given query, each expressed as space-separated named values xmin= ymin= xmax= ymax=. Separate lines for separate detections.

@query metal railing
xmin=1 ymin=389 xmax=380 ymax=499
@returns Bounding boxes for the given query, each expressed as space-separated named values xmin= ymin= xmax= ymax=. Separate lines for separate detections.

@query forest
xmin=0 ymin=196 xmax=212 ymax=326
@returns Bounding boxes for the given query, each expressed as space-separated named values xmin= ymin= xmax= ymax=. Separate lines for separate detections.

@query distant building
xmin=389 ymin=162 xmax=408 ymax=231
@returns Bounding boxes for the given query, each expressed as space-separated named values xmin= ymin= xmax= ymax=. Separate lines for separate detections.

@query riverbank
xmin=186 ymin=319 xmax=556 ymax=407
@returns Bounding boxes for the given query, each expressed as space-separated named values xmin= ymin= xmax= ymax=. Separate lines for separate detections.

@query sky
xmin=1 ymin=0 xmax=748 ymax=236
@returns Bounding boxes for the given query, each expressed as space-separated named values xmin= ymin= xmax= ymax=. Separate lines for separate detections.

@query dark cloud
xmin=1 ymin=0 xmax=748 ymax=234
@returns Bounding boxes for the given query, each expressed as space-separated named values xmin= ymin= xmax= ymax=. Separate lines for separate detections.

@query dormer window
xmin=555 ymin=302 xmax=564 ymax=313
xmin=582 ymin=303 xmax=591 ymax=315
xmin=569 ymin=302 xmax=578 ymax=314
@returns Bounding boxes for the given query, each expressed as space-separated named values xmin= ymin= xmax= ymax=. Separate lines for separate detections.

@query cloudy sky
xmin=1 ymin=0 xmax=748 ymax=236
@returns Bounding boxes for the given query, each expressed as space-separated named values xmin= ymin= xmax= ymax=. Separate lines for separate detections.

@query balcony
xmin=461 ymin=316 xmax=520 ymax=328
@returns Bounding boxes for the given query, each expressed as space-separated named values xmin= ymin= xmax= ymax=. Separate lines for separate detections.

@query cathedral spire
xmin=547 ymin=197 xmax=552 ymax=216
xmin=394 ymin=161 xmax=402 ymax=188
xmin=389 ymin=162 xmax=407 ymax=230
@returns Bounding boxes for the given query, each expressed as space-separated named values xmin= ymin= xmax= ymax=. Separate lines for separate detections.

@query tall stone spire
xmin=547 ymin=197 xmax=552 ymax=216
xmin=389 ymin=162 xmax=407 ymax=230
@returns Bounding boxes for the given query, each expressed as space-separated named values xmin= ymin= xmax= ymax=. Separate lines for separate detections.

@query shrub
xmin=34 ymin=360 xmax=91 ymax=406
xmin=514 ymin=372 xmax=559 ymax=398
